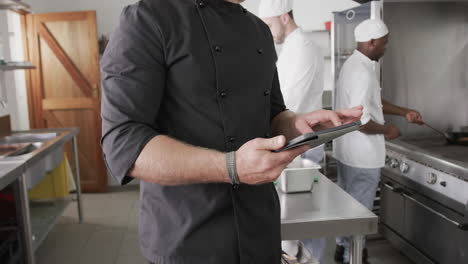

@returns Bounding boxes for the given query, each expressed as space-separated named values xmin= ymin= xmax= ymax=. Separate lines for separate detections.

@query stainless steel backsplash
xmin=382 ymin=2 xmax=468 ymax=137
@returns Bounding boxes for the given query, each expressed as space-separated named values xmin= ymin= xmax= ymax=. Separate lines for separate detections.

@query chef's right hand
xmin=236 ymin=135 xmax=309 ymax=185
xmin=385 ymin=125 xmax=401 ymax=140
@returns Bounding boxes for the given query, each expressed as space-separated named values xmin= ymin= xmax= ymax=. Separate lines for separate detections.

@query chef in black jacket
xmin=100 ymin=0 xmax=362 ymax=263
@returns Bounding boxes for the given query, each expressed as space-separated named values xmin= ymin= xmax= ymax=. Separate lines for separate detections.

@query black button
xmin=229 ymin=136 xmax=236 ymax=142
xmin=265 ymin=132 xmax=271 ymax=138
xmin=242 ymin=8 xmax=247 ymax=13
xmin=214 ymin=45 xmax=222 ymax=53
xmin=220 ymin=91 xmax=227 ymax=98
xmin=197 ymin=0 xmax=205 ymax=8
xmin=257 ymin=48 xmax=263 ymax=54
xmin=232 ymin=184 xmax=239 ymax=190
xmin=440 ymin=181 xmax=447 ymax=187
xmin=264 ymin=90 xmax=270 ymax=96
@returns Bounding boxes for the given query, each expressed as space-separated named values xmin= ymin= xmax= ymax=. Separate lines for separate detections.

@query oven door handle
xmin=384 ymin=183 xmax=404 ymax=194
xmin=402 ymin=193 xmax=468 ymax=231
xmin=383 ymin=183 xmax=394 ymax=191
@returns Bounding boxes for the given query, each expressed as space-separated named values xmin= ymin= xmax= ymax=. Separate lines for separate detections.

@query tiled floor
xmin=35 ymin=186 xmax=414 ymax=264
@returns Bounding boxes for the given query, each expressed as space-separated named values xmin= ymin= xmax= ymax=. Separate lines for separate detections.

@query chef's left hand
xmin=294 ymin=106 xmax=363 ymax=134
xmin=405 ymin=110 xmax=424 ymax=125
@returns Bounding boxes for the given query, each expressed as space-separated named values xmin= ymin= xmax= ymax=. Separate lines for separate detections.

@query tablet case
xmin=273 ymin=121 xmax=362 ymax=152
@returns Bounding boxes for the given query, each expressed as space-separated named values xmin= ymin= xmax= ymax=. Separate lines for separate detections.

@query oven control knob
xmin=426 ymin=173 xmax=438 ymax=185
xmin=400 ymin=162 xmax=410 ymax=173
xmin=389 ymin=159 xmax=400 ymax=168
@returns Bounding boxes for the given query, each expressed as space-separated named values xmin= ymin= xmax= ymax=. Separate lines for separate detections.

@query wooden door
xmin=25 ymin=11 xmax=107 ymax=192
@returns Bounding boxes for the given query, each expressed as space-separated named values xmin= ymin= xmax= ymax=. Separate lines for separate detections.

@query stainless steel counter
xmin=1 ymin=128 xmax=79 ymax=171
xmin=0 ymin=128 xmax=80 ymax=190
xmin=0 ymin=161 xmax=23 ymax=190
xmin=279 ymin=173 xmax=378 ymax=240
xmin=0 ymin=128 xmax=82 ymax=264
xmin=279 ymin=173 xmax=378 ymax=264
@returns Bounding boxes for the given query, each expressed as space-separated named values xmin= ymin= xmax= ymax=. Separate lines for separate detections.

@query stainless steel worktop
xmin=0 ymin=127 xmax=79 ymax=166
xmin=0 ymin=127 xmax=82 ymax=264
xmin=0 ymin=161 xmax=23 ymax=190
xmin=0 ymin=128 xmax=79 ymax=189
xmin=279 ymin=173 xmax=378 ymax=240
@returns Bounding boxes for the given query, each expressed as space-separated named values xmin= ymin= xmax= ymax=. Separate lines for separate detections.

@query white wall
xmin=30 ymin=0 xmax=139 ymax=36
xmin=7 ymin=11 xmax=29 ymax=130
xmin=0 ymin=11 xmax=9 ymax=118
xmin=29 ymin=0 xmax=359 ymax=36
xmin=0 ymin=10 xmax=32 ymax=130
xmin=0 ymin=11 xmax=14 ymax=120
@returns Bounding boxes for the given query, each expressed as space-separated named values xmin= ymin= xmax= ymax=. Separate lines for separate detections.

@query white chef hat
xmin=354 ymin=19 xmax=389 ymax=42
xmin=258 ymin=0 xmax=293 ymax=18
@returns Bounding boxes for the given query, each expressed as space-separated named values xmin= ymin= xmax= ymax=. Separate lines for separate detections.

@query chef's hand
xmin=385 ymin=124 xmax=401 ymax=140
xmin=236 ymin=136 xmax=309 ymax=185
xmin=294 ymin=106 xmax=363 ymax=134
xmin=405 ymin=110 xmax=424 ymax=125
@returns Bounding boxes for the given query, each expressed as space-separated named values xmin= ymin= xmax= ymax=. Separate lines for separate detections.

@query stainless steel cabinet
xmin=403 ymin=191 xmax=468 ymax=264
xmin=379 ymin=177 xmax=405 ymax=235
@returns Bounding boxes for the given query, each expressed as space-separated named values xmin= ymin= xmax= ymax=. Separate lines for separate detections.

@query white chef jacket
xmin=277 ymin=28 xmax=325 ymax=163
xmin=333 ymin=50 xmax=386 ymax=169
xmin=277 ymin=28 xmax=324 ymax=114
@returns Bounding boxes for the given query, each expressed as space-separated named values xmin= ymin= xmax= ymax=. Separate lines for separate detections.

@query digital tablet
xmin=273 ymin=121 xmax=362 ymax=153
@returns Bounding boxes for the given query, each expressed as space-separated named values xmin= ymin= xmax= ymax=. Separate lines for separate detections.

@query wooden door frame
xmin=23 ymin=11 xmax=101 ymax=128
xmin=21 ymin=11 xmax=107 ymax=192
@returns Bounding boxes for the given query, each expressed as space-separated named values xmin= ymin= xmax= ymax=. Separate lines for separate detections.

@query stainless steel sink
xmin=0 ymin=132 xmax=63 ymax=189
xmin=0 ymin=142 xmax=43 ymax=158
xmin=0 ymin=132 xmax=58 ymax=144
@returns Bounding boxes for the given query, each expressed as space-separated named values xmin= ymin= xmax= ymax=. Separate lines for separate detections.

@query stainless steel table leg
xmin=350 ymin=235 xmax=364 ymax=264
xmin=14 ymin=174 xmax=35 ymax=264
xmin=72 ymin=136 xmax=83 ymax=224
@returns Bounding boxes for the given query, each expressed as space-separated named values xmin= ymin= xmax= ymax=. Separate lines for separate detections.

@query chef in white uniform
xmin=259 ymin=0 xmax=325 ymax=164
xmin=259 ymin=0 xmax=326 ymax=262
xmin=333 ymin=19 xmax=424 ymax=264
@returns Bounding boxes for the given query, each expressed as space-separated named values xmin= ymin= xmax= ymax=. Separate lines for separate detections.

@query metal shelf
xmin=0 ymin=62 xmax=35 ymax=71
xmin=30 ymin=199 xmax=71 ymax=252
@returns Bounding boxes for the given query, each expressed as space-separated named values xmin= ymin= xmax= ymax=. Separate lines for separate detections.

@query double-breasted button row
xmin=213 ymin=45 xmax=223 ymax=53
xmin=196 ymin=0 xmax=205 ymax=8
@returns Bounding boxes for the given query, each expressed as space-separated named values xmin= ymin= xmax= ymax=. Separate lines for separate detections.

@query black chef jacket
xmin=100 ymin=0 xmax=287 ymax=263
